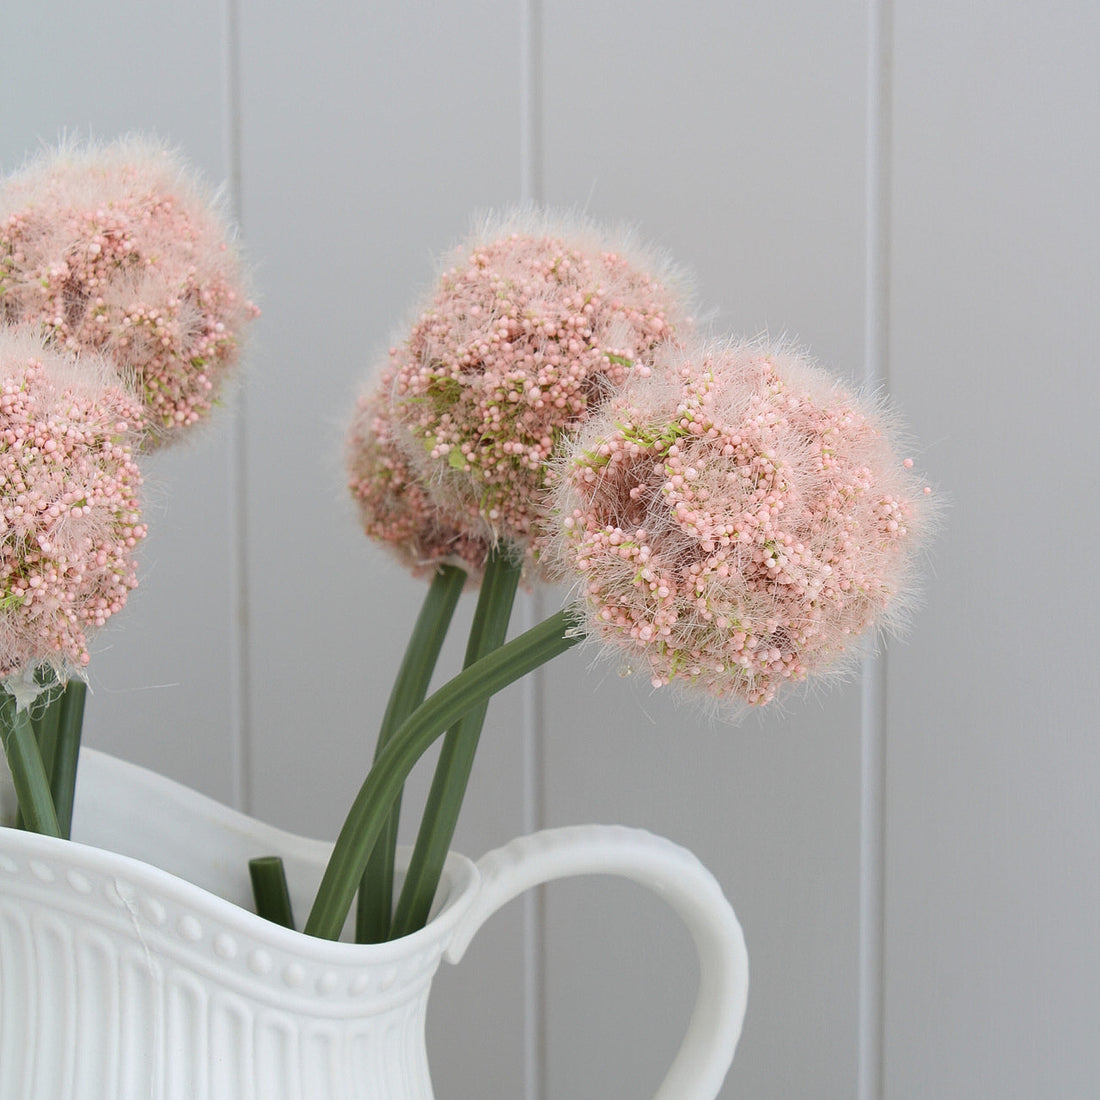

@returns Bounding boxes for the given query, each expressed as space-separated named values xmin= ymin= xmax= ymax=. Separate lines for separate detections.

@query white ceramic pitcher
xmin=0 ymin=749 xmax=748 ymax=1099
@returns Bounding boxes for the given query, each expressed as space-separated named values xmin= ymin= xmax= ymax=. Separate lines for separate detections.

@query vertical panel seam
xmin=520 ymin=5 xmax=545 ymax=1100
xmin=860 ymin=0 xmax=893 ymax=1098
xmin=222 ymin=0 xmax=252 ymax=815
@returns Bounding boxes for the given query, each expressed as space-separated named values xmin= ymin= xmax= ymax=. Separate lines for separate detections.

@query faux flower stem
xmin=51 ymin=680 xmax=87 ymax=840
xmin=0 ymin=693 xmax=61 ymax=838
xmin=31 ymin=677 xmax=63 ymax=779
xmin=389 ymin=552 xmax=521 ymax=938
xmin=249 ymin=856 xmax=296 ymax=930
xmin=305 ymin=609 xmax=582 ymax=941
xmin=356 ymin=564 xmax=466 ymax=943
xmin=14 ymin=674 xmax=61 ymax=828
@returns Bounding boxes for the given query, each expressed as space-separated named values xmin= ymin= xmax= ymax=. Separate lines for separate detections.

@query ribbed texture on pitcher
xmin=0 ymin=841 xmax=449 ymax=1100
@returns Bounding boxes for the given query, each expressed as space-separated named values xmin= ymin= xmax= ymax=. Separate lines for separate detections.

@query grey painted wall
xmin=2 ymin=1 xmax=1097 ymax=1097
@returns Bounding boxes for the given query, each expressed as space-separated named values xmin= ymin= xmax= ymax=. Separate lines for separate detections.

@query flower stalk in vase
xmin=355 ymin=562 xmax=467 ymax=943
xmin=324 ymin=330 xmax=934 ymax=940
xmin=0 ymin=145 xmax=937 ymax=956
xmin=0 ymin=138 xmax=257 ymax=840
xmin=343 ymin=211 xmax=694 ymax=939
xmin=1 ymin=690 xmax=58 ymax=837
xmin=0 ymin=331 xmax=146 ymax=833
xmin=305 ymin=608 xmax=583 ymax=941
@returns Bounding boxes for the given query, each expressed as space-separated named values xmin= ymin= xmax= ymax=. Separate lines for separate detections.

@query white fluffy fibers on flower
xmin=346 ymin=367 xmax=492 ymax=583
xmin=0 ymin=136 xmax=258 ymax=449
xmin=387 ymin=206 xmax=693 ymax=564
xmin=0 ymin=327 xmax=146 ymax=687
xmin=548 ymin=339 xmax=935 ymax=707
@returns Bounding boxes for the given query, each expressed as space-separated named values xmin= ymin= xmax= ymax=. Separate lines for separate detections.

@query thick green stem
xmin=15 ymin=674 xmax=62 ymax=829
xmin=51 ymin=680 xmax=86 ymax=840
xmin=305 ymin=609 xmax=581 ymax=940
xmin=356 ymin=564 xmax=466 ymax=943
xmin=1 ymin=692 xmax=61 ymax=838
xmin=31 ymin=676 xmax=63 ymax=780
xmin=390 ymin=554 xmax=521 ymax=938
xmin=249 ymin=856 xmax=296 ymax=929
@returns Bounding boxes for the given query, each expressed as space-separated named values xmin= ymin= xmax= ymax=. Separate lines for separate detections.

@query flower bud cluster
xmin=0 ymin=330 xmax=145 ymax=681
xmin=384 ymin=212 xmax=688 ymax=553
xmin=347 ymin=370 xmax=492 ymax=581
xmin=0 ymin=138 xmax=258 ymax=448
xmin=0 ymin=139 xmax=257 ymax=688
xmin=349 ymin=214 xmax=933 ymax=708
xmin=550 ymin=342 xmax=932 ymax=704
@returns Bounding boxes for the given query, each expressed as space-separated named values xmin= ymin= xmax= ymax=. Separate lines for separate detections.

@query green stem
xmin=51 ymin=680 xmax=86 ymax=840
xmin=0 ymin=692 xmax=61 ymax=838
xmin=15 ymin=674 xmax=62 ymax=829
xmin=249 ymin=856 xmax=296 ymax=929
xmin=305 ymin=609 xmax=581 ymax=940
xmin=390 ymin=553 xmax=521 ymax=938
xmin=31 ymin=675 xmax=63 ymax=779
xmin=356 ymin=564 xmax=466 ymax=943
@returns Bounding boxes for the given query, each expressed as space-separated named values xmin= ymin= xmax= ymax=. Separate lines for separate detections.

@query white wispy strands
xmin=0 ymin=136 xmax=258 ymax=449
xmin=547 ymin=337 xmax=936 ymax=708
xmin=346 ymin=369 xmax=493 ymax=581
xmin=377 ymin=206 xmax=694 ymax=574
xmin=0 ymin=327 xmax=146 ymax=688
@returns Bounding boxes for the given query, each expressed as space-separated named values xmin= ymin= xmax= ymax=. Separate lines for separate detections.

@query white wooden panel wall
xmin=2 ymin=3 xmax=1097 ymax=1099
xmin=887 ymin=3 xmax=1100 ymax=1098
xmin=0 ymin=1 xmax=241 ymax=802
xmin=537 ymin=4 xmax=867 ymax=1096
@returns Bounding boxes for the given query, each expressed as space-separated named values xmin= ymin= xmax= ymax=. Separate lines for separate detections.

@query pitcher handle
xmin=445 ymin=825 xmax=748 ymax=1100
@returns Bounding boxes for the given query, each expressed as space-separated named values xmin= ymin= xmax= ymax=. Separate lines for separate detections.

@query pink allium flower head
xmin=549 ymin=340 xmax=934 ymax=706
xmin=0 ymin=137 xmax=259 ymax=449
xmin=0 ymin=327 xmax=146 ymax=687
xmin=346 ymin=368 xmax=492 ymax=581
xmin=387 ymin=209 xmax=691 ymax=562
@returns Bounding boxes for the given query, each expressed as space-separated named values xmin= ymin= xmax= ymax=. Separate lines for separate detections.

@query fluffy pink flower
xmin=0 ymin=328 xmax=146 ymax=684
xmin=346 ymin=369 xmax=491 ymax=581
xmin=550 ymin=340 xmax=933 ymax=705
xmin=0 ymin=137 xmax=258 ymax=448
xmin=387 ymin=210 xmax=690 ymax=558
